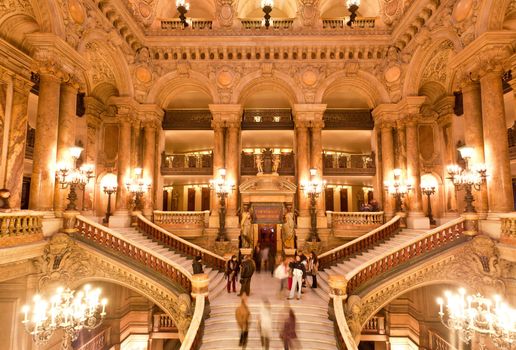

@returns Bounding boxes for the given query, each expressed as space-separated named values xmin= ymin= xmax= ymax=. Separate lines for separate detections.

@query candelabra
xmin=56 ymin=146 xmax=95 ymax=211
xmin=437 ymin=288 xmax=516 ymax=349
xmin=421 ymin=179 xmax=436 ymax=225
xmin=210 ymin=168 xmax=235 ymax=241
xmin=125 ymin=167 xmax=151 ymax=212
xmin=301 ymin=168 xmax=326 ymax=242
xmin=22 ymin=284 xmax=107 ymax=350
xmin=101 ymin=172 xmax=117 ymax=224
xmin=262 ymin=0 xmax=273 ymax=28
xmin=447 ymin=146 xmax=487 ymax=213
xmin=176 ymin=0 xmax=190 ymax=27
xmin=347 ymin=0 xmax=361 ymax=27
xmin=384 ymin=168 xmax=413 ymax=213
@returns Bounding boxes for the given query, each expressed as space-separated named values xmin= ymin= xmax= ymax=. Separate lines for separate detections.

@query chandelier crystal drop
xmin=437 ymin=288 xmax=516 ymax=349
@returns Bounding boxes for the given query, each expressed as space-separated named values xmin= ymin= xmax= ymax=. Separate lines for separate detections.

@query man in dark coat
xmin=192 ymin=255 xmax=203 ymax=274
xmin=238 ymin=255 xmax=256 ymax=296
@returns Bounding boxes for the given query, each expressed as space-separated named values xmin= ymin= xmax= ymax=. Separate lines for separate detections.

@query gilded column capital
xmin=434 ymin=96 xmax=456 ymax=118
xmin=226 ymin=121 xmax=241 ymax=130
xmin=292 ymin=104 xmax=327 ymax=126
xmin=310 ymin=119 xmax=325 ymax=130
xmin=404 ymin=114 xmax=420 ymax=127
xmin=372 ymin=103 xmax=398 ymax=123
xmin=398 ymin=96 xmax=426 ymax=115
xmin=209 ymin=104 xmax=243 ymax=125
xmin=378 ymin=120 xmax=395 ymax=130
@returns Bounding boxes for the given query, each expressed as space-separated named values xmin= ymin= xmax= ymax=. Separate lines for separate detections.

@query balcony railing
xmin=161 ymin=19 xmax=213 ymax=30
xmin=241 ymin=152 xmax=295 ymax=176
xmin=323 ymin=153 xmax=375 ymax=176
xmin=322 ymin=17 xmax=376 ymax=29
xmin=161 ymin=152 xmax=213 ymax=176
xmin=0 ymin=211 xmax=44 ymax=248
xmin=153 ymin=313 xmax=178 ymax=332
xmin=240 ymin=18 xmax=294 ymax=30
xmin=362 ymin=316 xmax=385 ymax=334
xmin=154 ymin=210 xmax=209 ymax=238
xmin=327 ymin=211 xmax=384 ymax=238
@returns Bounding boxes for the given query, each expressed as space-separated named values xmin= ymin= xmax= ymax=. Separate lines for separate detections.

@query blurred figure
xmin=235 ymin=295 xmax=250 ymax=349
xmin=308 ymin=251 xmax=319 ymax=288
xmin=280 ymin=307 xmax=297 ymax=350
xmin=287 ymin=255 xmax=305 ymax=300
xmin=192 ymin=255 xmax=203 ymax=274
xmin=274 ymin=258 xmax=290 ymax=295
xmin=253 ymin=246 xmax=261 ymax=273
xmin=238 ymin=254 xmax=256 ymax=296
xmin=226 ymin=255 xmax=239 ymax=293
xmin=258 ymin=299 xmax=272 ymax=350
xmin=261 ymin=245 xmax=270 ymax=271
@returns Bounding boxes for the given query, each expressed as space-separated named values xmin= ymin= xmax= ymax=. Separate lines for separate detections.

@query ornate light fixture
xmin=437 ymin=288 xmax=516 ymax=349
xmin=384 ymin=168 xmax=413 ymax=213
xmin=209 ymin=168 xmax=235 ymax=241
xmin=125 ymin=167 xmax=151 ymax=212
xmin=421 ymin=178 xmax=437 ymax=225
xmin=346 ymin=0 xmax=360 ymax=27
xmin=447 ymin=146 xmax=487 ymax=213
xmin=22 ymin=284 xmax=107 ymax=350
xmin=261 ymin=0 xmax=274 ymax=28
xmin=101 ymin=172 xmax=118 ymax=224
xmin=56 ymin=146 xmax=95 ymax=212
xmin=176 ymin=0 xmax=190 ymax=27
xmin=301 ymin=168 xmax=327 ymax=242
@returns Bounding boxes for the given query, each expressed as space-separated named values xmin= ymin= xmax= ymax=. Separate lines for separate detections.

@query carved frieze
xmin=421 ymin=41 xmax=454 ymax=86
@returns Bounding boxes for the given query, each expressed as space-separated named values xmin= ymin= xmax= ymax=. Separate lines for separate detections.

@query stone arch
xmin=316 ymin=71 xmax=390 ymax=107
xmin=37 ymin=0 xmax=66 ymax=37
xmin=0 ymin=13 xmax=40 ymax=53
xmin=77 ymin=32 xmax=133 ymax=98
xmin=476 ymin=0 xmax=512 ymax=33
xmin=146 ymin=72 xmax=217 ymax=107
xmin=232 ymin=71 xmax=303 ymax=106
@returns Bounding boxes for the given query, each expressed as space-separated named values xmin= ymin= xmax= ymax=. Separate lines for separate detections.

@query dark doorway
xmin=340 ymin=188 xmax=348 ymax=212
xmin=162 ymin=190 xmax=169 ymax=211
xmin=201 ymin=187 xmax=210 ymax=211
xmin=257 ymin=224 xmax=277 ymax=272
xmin=21 ymin=177 xmax=31 ymax=210
xmin=187 ymin=188 xmax=196 ymax=211
xmin=325 ymin=188 xmax=334 ymax=211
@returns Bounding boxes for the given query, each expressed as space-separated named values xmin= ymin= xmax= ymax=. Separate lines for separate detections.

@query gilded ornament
xmin=217 ymin=70 xmax=234 ymax=87
xmin=135 ymin=66 xmax=153 ymax=83
xmin=301 ymin=69 xmax=318 ymax=86
xmin=452 ymin=0 xmax=475 ymax=23
xmin=138 ymin=2 xmax=152 ymax=18
xmin=384 ymin=66 xmax=401 ymax=83
xmin=68 ymin=0 xmax=85 ymax=24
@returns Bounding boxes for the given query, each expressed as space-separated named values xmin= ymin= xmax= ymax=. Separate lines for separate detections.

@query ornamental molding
xmin=32 ymin=233 xmax=193 ymax=337
xmin=343 ymin=235 xmax=514 ymax=341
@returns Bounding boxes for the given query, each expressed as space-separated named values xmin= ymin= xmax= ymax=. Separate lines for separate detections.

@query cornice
xmin=397 ymin=96 xmax=427 ymax=115
xmin=0 ymin=39 xmax=34 ymax=81
xmin=391 ymin=0 xmax=439 ymax=48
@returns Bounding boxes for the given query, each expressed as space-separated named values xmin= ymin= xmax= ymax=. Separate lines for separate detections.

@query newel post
xmin=62 ymin=210 xmax=79 ymax=234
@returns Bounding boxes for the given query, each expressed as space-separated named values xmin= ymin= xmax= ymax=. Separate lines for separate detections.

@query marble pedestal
xmin=41 ymin=212 xmax=63 ymax=237
xmin=406 ymin=213 xmax=430 ymax=230
xmin=109 ymin=211 xmax=132 ymax=228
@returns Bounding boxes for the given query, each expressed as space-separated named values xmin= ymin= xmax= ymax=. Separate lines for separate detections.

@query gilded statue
xmin=282 ymin=204 xmax=295 ymax=249
xmin=240 ymin=204 xmax=253 ymax=248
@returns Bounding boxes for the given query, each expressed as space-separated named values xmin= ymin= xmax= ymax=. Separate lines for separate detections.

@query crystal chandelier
xmin=125 ymin=167 xmax=152 ymax=211
xmin=384 ymin=168 xmax=413 ymax=213
xmin=22 ymin=284 xmax=107 ymax=350
xmin=437 ymin=288 xmax=516 ymax=349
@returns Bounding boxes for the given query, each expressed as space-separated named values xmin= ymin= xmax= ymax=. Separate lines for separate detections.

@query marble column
xmin=211 ymin=121 xmax=225 ymax=216
xmin=4 ymin=78 xmax=31 ymax=209
xmin=54 ymin=81 xmax=78 ymax=214
xmin=114 ymin=117 xmax=132 ymax=214
xmin=480 ymin=70 xmax=513 ymax=214
xmin=380 ymin=122 xmax=394 ymax=218
xmin=83 ymin=115 xmax=101 ymax=213
xmin=142 ymin=120 xmax=157 ymax=216
xmin=462 ymin=81 xmax=489 ymax=217
xmin=405 ymin=116 xmax=429 ymax=228
xmin=29 ymin=73 xmax=61 ymax=211
xmin=296 ymin=122 xmax=310 ymax=216
xmin=226 ymin=122 xmax=240 ymax=216
xmin=395 ymin=119 xmax=407 ymax=170
xmin=310 ymin=120 xmax=324 ymax=214
xmin=131 ymin=120 xmax=141 ymax=170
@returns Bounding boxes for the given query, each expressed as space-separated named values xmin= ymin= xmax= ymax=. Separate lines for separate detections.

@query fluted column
xmin=226 ymin=121 xmax=240 ymax=216
xmin=480 ymin=69 xmax=513 ymax=214
xmin=142 ymin=120 xmax=158 ymax=216
xmin=311 ymin=120 xmax=325 ymax=214
xmin=29 ymin=73 xmax=61 ymax=211
xmin=54 ymin=81 xmax=79 ymax=214
xmin=462 ymin=81 xmax=489 ymax=217
xmin=380 ymin=122 xmax=395 ymax=218
xmin=296 ymin=122 xmax=310 ymax=216
xmin=405 ymin=116 xmax=424 ymax=214
xmin=395 ymin=119 xmax=407 ymax=170
xmin=83 ymin=98 xmax=103 ymax=214
xmin=4 ymin=77 xmax=32 ymax=209
xmin=115 ymin=117 xmax=132 ymax=213
xmin=211 ymin=121 xmax=225 ymax=215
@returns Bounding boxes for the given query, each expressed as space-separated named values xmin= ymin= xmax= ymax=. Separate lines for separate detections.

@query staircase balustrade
xmin=345 ymin=217 xmax=465 ymax=296
xmin=428 ymin=329 xmax=457 ymax=350
xmin=76 ymin=327 xmax=110 ymax=350
xmin=180 ymin=296 xmax=205 ymax=350
xmin=137 ymin=214 xmax=226 ymax=271
xmin=75 ymin=215 xmax=192 ymax=293
xmin=362 ymin=316 xmax=385 ymax=334
xmin=329 ymin=211 xmax=384 ymax=228
xmin=0 ymin=212 xmax=43 ymax=247
xmin=500 ymin=213 xmax=516 ymax=244
xmin=154 ymin=210 xmax=210 ymax=228
xmin=319 ymin=216 xmax=401 ymax=270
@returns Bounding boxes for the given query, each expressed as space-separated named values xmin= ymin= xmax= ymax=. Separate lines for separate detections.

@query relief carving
xmin=216 ymin=0 xmax=236 ymax=28
xmin=295 ymin=0 xmax=321 ymax=28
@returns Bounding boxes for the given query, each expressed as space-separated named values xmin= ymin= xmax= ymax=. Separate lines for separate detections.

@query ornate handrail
xmin=240 ymin=18 xmax=294 ymax=30
xmin=0 ymin=211 xmax=44 ymax=247
xmin=319 ymin=216 xmax=401 ymax=270
xmin=329 ymin=211 xmax=384 ymax=228
xmin=77 ymin=327 xmax=110 ymax=350
xmin=322 ymin=17 xmax=376 ymax=29
xmin=161 ymin=19 xmax=213 ymax=30
xmin=180 ymin=296 xmax=205 ymax=350
xmin=154 ymin=210 xmax=210 ymax=228
xmin=75 ymin=215 xmax=192 ymax=292
xmin=345 ymin=217 xmax=465 ymax=295
xmin=428 ymin=329 xmax=457 ymax=350
xmin=362 ymin=316 xmax=385 ymax=334
xmin=137 ymin=214 xmax=226 ymax=271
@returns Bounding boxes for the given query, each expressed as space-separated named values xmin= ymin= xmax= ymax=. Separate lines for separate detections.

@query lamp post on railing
xmin=210 ymin=168 xmax=234 ymax=242
xmin=436 ymin=288 xmax=516 ymax=349
xmin=22 ymin=284 xmax=107 ymax=350
xmin=262 ymin=0 xmax=274 ymax=28
xmin=56 ymin=146 xmax=95 ymax=212
xmin=384 ymin=168 xmax=413 ymax=213
xmin=125 ymin=167 xmax=151 ymax=212
xmin=101 ymin=173 xmax=117 ymax=224
xmin=301 ymin=168 xmax=326 ymax=242
xmin=346 ymin=0 xmax=360 ymax=26
xmin=447 ymin=146 xmax=487 ymax=214
xmin=421 ymin=180 xmax=436 ymax=226
xmin=176 ymin=0 xmax=190 ymax=27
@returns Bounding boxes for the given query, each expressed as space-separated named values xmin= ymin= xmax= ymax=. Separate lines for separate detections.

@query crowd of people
xmin=192 ymin=249 xmax=320 ymax=349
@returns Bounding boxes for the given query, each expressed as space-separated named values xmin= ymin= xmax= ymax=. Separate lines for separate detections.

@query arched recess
xmin=232 ymin=71 xmax=303 ymax=106
xmin=35 ymin=0 xmax=66 ymax=37
xmin=475 ymin=0 xmax=512 ymax=33
xmin=0 ymin=13 xmax=40 ymax=53
xmin=146 ymin=72 xmax=217 ymax=107
xmin=77 ymin=32 xmax=133 ymax=99
xmin=403 ymin=36 xmax=462 ymax=97
xmin=316 ymin=71 xmax=390 ymax=107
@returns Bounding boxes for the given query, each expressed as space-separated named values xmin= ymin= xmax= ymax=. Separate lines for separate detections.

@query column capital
xmin=292 ymin=104 xmax=326 ymax=126
xmin=138 ymin=103 xmax=164 ymax=128
xmin=109 ymin=96 xmax=140 ymax=119
xmin=372 ymin=103 xmax=398 ymax=123
xmin=397 ymin=96 xmax=426 ymax=115
xmin=209 ymin=104 xmax=243 ymax=124
xmin=434 ymin=96 xmax=456 ymax=118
